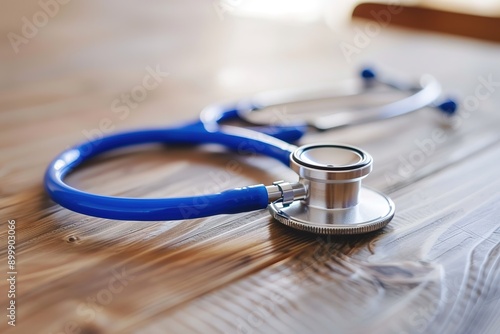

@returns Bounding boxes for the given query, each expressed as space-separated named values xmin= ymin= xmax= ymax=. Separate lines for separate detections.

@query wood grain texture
xmin=1 ymin=1 xmax=500 ymax=333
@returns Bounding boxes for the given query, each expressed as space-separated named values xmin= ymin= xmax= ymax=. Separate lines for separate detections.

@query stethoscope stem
xmin=266 ymin=181 xmax=307 ymax=205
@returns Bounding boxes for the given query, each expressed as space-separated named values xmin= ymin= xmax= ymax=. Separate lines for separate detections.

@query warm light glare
xmin=421 ymin=0 xmax=500 ymax=16
xmin=230 ymin=0 xmax=327 ymax=22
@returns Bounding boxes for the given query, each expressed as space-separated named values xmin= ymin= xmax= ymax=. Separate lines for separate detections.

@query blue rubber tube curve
xmin=44 ymin=123 xmax=297 ymax=221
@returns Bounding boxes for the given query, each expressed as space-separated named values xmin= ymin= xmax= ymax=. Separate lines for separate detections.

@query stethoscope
xmin=44 ymin=68 xmax=457 ymax=235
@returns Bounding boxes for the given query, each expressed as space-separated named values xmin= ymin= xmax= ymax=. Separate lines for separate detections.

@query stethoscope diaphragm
xmin=268 ymin=144 xmax=395 ymax=234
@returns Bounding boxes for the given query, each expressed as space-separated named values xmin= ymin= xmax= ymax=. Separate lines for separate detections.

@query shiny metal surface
xmin=291 ymin=144 xmax=372 ymax=182
xmin=235 ymin=74 xmax=442 ymax=131
xmin=266 ymin=181 xmax=307 ymax=204
xmin=297 ymin=146 xmax=363 ymax=168
xmin=269 ymin=187 xmax=395 ymax=235
xmin=291 ymin=144 xmax=372 ymax=209
xmin=305 ymin=180 xmax=361 ymax=209
xmin=268 ymin=143 xmax=395 ymax=234
xmin=311 ymin=75 xmax=441 ymax=130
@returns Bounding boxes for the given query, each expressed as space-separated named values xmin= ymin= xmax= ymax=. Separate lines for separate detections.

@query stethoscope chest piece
xmin=269 ymin=144 xmax=395 ymax=235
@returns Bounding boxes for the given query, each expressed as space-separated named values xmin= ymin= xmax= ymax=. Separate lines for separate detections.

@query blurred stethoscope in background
xmin=45 ymin=67 xmax=457 ymax=234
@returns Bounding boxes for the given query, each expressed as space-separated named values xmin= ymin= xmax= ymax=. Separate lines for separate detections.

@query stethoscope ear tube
xmin=232 ymin=69 xmax=457 ymax=131
xmin=44 ymin=124 xmax=295 ymax=221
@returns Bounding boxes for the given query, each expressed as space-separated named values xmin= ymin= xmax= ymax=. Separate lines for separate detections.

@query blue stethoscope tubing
xmin=44 ymin=123 xmax=299 ymax=221
xmin=44 ymin=68 xmax=457 ymax=221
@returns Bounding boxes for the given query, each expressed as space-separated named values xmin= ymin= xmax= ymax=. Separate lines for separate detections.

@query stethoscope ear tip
xmin=436 ymin=98 xmax=458 ymax=116
xmin=360 ymin=67 xmax=377 ymax=80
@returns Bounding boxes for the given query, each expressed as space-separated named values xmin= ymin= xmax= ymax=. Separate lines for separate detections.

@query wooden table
xmin=1 ymin=1 xmax=499 ymax=333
